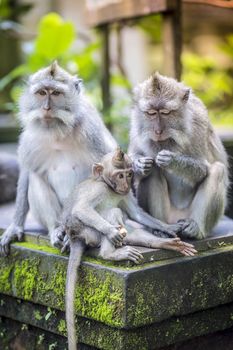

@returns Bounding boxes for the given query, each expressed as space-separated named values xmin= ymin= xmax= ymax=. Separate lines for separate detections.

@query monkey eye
xmin=118 ymin=173 xmax=124 ymax=179
xmin=147 ymin=109 xmax=157 ymax=116
xmin=160 ymin=109 xmax=170 ymax=115
xmin=52 ymin=90 xmax=61 ymax=96
xmin=37 ymin=90 xmax=46 ymax=96
xmin=127 ymin=171 xmax=133 ymax=178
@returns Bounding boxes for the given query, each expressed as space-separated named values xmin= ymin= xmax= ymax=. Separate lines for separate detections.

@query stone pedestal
xmin=1 ymin=204 xmax=233 ymax=349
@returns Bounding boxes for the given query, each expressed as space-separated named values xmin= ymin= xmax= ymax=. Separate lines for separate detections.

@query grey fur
xmin=129 ymin=72 xmax=229 ymax=239
xmin=0 ymin=63 xmax=116 ymax=255
xmin=63 ymin=150 xmax=197 ymax=350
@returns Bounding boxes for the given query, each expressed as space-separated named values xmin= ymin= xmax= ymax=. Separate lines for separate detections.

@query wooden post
xmin=162 ymin=0 xmax=182 ymax=80
xmin=100 ymin=24 xmax=112 ymax=130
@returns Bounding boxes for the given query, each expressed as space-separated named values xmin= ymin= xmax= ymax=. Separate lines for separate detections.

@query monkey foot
xmin=102 ymin=246 xmax=143 ymax=264
xmin=0 ymin=224 xmax=24 ymax=256
xmin=115 ymin=246 xmax=144 ymax=264
xmin=50 ymin=226 xmax=66 ymax=248
xmin=159 ymin=237 xmax=197 ymax=256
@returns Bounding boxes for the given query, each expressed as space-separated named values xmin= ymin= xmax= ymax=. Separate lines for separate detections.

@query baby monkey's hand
xmin=108 ymin=225 xmax=126 ymax=247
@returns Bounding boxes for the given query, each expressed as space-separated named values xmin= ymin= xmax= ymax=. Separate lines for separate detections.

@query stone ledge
xmin=1 ymin=294 xmax=233 ymax=349
xmin=1 ymin=232 xmax=233 ymax=329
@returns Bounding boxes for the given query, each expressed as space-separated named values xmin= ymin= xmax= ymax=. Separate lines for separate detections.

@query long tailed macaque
xmin=0 ymin=62 xmax=117 ymax=255
xmin=129 ymin=72 xmax=229 ymax=239
xmin=64 ymin=148 xmax=197 ymax=350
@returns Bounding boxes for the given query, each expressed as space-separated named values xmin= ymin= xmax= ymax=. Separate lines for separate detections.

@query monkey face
xmin=109 ymin=169 xmax=133 ymax=195
xmin=133 ymin=73 xmax=190 ymax=144
xmin=19 ymin=63 xmax=83 ymax=135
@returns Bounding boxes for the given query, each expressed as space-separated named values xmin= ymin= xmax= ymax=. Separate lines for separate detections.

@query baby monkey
xmin=63 ymin=147 xmax=197 ymax=350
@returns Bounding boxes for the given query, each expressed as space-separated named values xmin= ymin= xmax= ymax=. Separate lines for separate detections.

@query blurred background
xmin=0 ymin=0 xmax=233 ymax=146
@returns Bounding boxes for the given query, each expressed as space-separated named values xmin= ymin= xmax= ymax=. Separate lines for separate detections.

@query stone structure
xmin=1 ymin=204 xmax=233 ymax=349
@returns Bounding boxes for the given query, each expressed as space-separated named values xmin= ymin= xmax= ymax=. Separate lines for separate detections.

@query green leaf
xmin=34 ymin=13 xmax=75 ymax=60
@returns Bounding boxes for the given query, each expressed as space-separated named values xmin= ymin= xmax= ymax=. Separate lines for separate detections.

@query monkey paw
xmin=163 ymin=237 xmax=197 ymax=256
xmin=156 ymin=150 xmax=176 ymax=169
xmin=61 ymin=234 xmax=70 ymax=253
xmin=50 ymin=227 xmax=65 ymax=248
xmin=0 ymin=224 xmax=24 ymax=256
xmin=108 ymin=227 xmax=124 ymax=247
xmin=118 ymin=246 xmax=144 ymax=264
xmin=133 ymin=157 xmax=154 ymax=177
xmin=177 ymin=219 xmax=203 ymax=239
xmin=153 ymin=229 xmax=177 ymax=239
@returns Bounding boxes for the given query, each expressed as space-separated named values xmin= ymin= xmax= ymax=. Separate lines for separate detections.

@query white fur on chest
xmin=97 ymin=192 xmax=122 ymax=218
xmin=23 ymin=132 xmax=94 ymax=204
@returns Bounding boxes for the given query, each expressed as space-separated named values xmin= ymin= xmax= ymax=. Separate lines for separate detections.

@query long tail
xmin=66 ymin=240 xmax=85 ymax=350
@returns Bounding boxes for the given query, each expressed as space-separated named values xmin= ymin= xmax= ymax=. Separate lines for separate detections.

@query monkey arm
xmin=12 ymin=168 xmax=29 ymax=227
xmin=156 ymin=150 xmax=209 ymax=185
xmin=121 ymin=193 xmax=175 ymax=234
xmin=72 ymin=204 xmax=117 ymax=236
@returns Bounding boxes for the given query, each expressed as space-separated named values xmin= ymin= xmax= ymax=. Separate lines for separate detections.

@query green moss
xmin=34 ymin=310 xmax=43 ymax=321
xmin=0 ymin=262 xmax=13 ymax=293
xmin=14 ymin=258 xmax=40 ymax=300
xmin=57 ymin=319 xmax=67 ymax=336
xmin=14 ymin=241 xmax=63 ymax=256
xmin=75 ymin=267 xmax=124 ymax=326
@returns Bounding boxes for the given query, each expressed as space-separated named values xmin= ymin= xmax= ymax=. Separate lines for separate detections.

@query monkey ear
xmin=92 ymin=163 xmax=104 ymax=178
xmin=182 ymin=88 xmax=190 ymax=103
xmin=74 ymin=78 xmax=83 ymax=92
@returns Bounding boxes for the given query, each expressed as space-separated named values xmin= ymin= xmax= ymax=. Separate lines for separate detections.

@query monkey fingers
xmin=176 ymin=239 xmax=197 ymax=256
xmin=153 ymin=229 xmax=177 ymax=239
xmin=61 ymin=235 xmax=70 ymax=253
xmin=0 ymin=224 xmax=24 ymax=256
xmin=108 ymin=228 xmax=124 ymax=246
xmin=156 ymin=150 xmax=175 ymax=168
xmin=135 ymin=157 xmax=154 ymax=175
xmin=177 ymin=219 xmax=201 ymax=239
xmin=50 ymin=227 xmax=66 ymax=248
xmin=118 ymin=246 xmax=143 ymax=264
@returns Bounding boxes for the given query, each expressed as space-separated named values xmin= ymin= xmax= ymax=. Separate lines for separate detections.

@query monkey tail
xmin=66 ymin=239 xmax=85 ymax=350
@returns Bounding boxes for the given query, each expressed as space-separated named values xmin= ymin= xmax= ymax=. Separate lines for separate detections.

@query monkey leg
xmin=123 ymin=229 xmax=196 ymax=256
xmin=137 ymin=167 xmax=170 ymax=222
xmin=99 ymin=208 xmax=143 ymax=264
xmin=181 ymin=162 xmax=227 ymax=239
xmin=28 ymin=173 xmax=62 ymax=246
xmin=99 ymin=237 xmax=143 ymax=264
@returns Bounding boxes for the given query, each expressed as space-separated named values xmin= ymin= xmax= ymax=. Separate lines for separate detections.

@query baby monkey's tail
xmin=66 ymin=239 xmax=85 ymax=350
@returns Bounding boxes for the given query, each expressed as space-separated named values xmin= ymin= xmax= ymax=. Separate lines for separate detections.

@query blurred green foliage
xmin=0 ymin=12 xmax=131 ymax=146
xmin=182 ymin=34 xmax=233 ymax=126
xmin=0 ymin=13 xmax=101 ymax=109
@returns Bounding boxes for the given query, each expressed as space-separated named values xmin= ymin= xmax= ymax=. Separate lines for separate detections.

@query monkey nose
xmin=155 ymin=130 xmax=163 ymax=135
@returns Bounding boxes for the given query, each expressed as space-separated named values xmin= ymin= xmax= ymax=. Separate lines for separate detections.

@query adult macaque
xmin=64 ymin=148 xmax=197 ymax=350
xmin=129 ymin=72 xmax=229 ymax=239
xmin=0 ymin=62 xmax=116 ymax=255
xmin=0 ymin=153 xmax=19 ymax=203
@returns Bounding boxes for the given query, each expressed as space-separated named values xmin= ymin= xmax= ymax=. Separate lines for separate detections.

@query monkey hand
xmin=61 ymin=234 xmax=70 ymax=253
xmin=152 ymin=229 xmax=177 ymax=239
xmin=0 ymin=223 xmax=24 ymax=256
xmin=107 ymin=226 xmax=124 ymax=247
xmin=50 ymin=226 xmax=66 ymax=248
xmin=133 ymin=157 xmax=154 ymax=177
xmin=156 ymin=150 xmax=177 ymax=169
